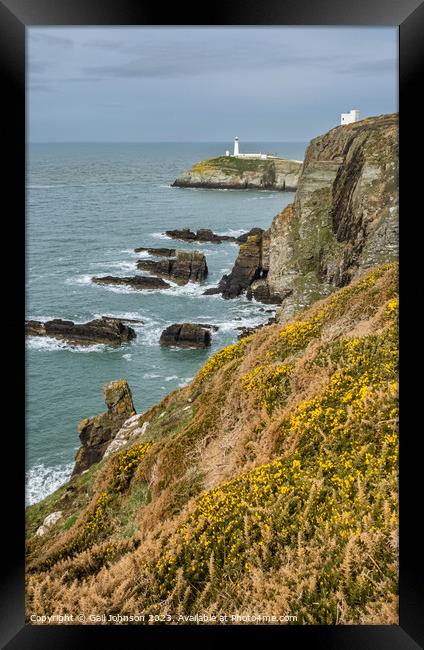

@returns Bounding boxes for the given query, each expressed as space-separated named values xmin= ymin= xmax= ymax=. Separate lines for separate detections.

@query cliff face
xmin=267 ymin=114 xmax=398 ymax=318
xmin=172 ymin=155 xmax=302 ymax=191
xmin=26 ymin=262 xmax=398 ymax=625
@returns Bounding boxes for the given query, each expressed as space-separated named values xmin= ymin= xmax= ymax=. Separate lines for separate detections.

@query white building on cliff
xmin=341 ymin=109 xmax=360 ymax=125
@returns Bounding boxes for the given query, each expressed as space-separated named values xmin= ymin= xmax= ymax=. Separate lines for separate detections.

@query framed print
xmin=0 ymin=0 xmax=422 ymax=647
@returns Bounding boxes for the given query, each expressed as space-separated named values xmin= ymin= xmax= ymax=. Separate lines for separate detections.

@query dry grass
xmin=26 ymin=262 xmax=398 ymax=625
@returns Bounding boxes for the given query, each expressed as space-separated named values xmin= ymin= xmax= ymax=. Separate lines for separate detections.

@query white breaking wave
xmin=89 ymin=260 xmax=137 ymax=272
xmin=123 ymin=353 xmax=132 ymax=361
xmin=151 ymin=232 xmax=172 ymax=240
xmin=178 ymin=377 xmax=194 ymax=387
xmin=165 ymin=375 xmax=178 ymax=381
xmin=216 ymin=228 xmax=246 ymax=237
xmin=65 ymin=274 xmax=93 ymax=286
xmin=26 ymin=336 xmax=107 ymax=353
xmin=26 ymin=462 xmax=73 ymax=505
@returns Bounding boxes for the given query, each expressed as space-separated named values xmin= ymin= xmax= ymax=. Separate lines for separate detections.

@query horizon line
xmin=28 ymin=140 xmax=309 ymax=144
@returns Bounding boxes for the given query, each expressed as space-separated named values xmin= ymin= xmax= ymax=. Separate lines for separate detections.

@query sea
xmin=26 ymin=141 xmax=307 ymax=505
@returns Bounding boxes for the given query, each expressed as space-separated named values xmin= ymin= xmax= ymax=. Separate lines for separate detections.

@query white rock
xmin=35 ymin=510 xmax=63 ymax=537
xmin=103 ymin=419 xmax=150 ymax=459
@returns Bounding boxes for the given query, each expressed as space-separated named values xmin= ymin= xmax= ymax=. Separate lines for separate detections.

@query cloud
xmin=28 ymin=61 xmax=47 ymax=74
xmin=28 ymin=83 xmax=57 ymax=93
xmin=338 ymin=58 xmax=397 ymax=75
xmin=80 ymin=51 xmax=348 ymax=81
xmin=83 ymin=39 xmax=128 ymax=52
xmin=29 ymin=32 xmax=74 ymax=48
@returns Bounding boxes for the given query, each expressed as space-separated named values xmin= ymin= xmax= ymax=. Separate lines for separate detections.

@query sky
xmin=28 ymin=27 xmax=398 ymax=143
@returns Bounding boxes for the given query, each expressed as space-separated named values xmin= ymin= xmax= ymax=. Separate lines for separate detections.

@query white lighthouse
xmin=233 ymin=136 xmax=240 ymax=156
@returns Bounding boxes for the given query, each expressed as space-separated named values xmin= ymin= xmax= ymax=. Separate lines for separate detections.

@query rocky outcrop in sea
xmin=92 ymin=275 xmax=171 ymax=290
xmin=25 ymin=317 xmax=137 ymax=346
xmin=172 ymin=156 xmax=302 ymax=191
xmin=137 ymin=250 xmax=208 ymax=285
xmin=159 ymin=323 xmax=213 ymax=348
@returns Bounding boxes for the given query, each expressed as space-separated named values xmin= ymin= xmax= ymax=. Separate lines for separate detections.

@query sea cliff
xmin=26 ymin=114 xmax=398 ymax=625
xmin=172 ymin=155 xmax=302 ymax=191
xmin=204 ymin=114 xmax=398 ymax=314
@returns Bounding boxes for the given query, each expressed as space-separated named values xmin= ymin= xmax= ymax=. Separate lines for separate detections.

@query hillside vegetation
xmin=26 ymin=261 xmax=398 ymax=625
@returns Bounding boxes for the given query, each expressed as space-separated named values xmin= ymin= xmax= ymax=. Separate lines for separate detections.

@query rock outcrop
xmin=159 ymin=323 xmax=212 ymax=348
xmin=137 ymin=251 xmax=208 ymax=285
xmin=72 ymin=380 xmax=136 ymax=476
xmin=35 ymin=511 xmax=63 ymax=537
xmin=172 ymin=156 xmax=302 ymax=191
xmin=204 ymin=229 xmax=284 ymax=303
xmin=165 ymin=228 xmax=237 ymax=243
xmin=134 ymin=246 xmax=176 ymax=257
xmin=25 ymin=317 xmax=136 ymax=346
xmin=92 ymin=275 xmax=170 ymax=290
xmin=265 ymin=113 xmax=399 ymax=319
xmin=103 ymin=416 xmax=150 ymax=459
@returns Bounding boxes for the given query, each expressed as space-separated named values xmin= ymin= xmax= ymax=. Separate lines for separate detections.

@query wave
xmin=26 ymin=336 xmax=108 ymax=353
xmin=178 ymin=377 xmax=194 ymax=387
xmin=151 ymin=232 xmax=172 ymax=240
xmin=89 ymin=260 xmax=137 ymax=272
xmin=216 ymin=228 xmax=246 ymax=237
xmin=65 ymin=274 xmax=93 ymax=286
xmin=26 ymin=462 xmax=73 ymax=505
xmin=165 ymin=375 xmax=178 ymax=381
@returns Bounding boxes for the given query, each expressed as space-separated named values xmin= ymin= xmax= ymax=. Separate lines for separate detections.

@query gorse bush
xmin=26 ymin=262 xmax=398 ymax=625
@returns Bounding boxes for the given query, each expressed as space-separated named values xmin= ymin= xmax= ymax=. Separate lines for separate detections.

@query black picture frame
xmin=1 ymin=0 xmax=422 ymax=647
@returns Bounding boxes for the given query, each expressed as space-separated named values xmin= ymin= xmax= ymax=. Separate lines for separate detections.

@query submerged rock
xmin=137 ymin=250 xmax=208 ymax=285
xmin=159 ymin=323 xmax=212 ymax=348
xmin=72 ymin=379 xmax=136 ymax=476
xmin=25 ymin=317 xmax=136 ymax=346
xmin=92 ymin=275 xmax=170 ymax=290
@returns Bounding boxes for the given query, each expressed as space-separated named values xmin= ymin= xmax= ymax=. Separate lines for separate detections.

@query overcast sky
xmin=28 ymin=27 xmax=398 ymax=142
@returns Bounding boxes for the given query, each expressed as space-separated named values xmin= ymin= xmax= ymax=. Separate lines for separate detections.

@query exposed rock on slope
xmin=25 ymin=317 xmax=136 ymax=346
xmin=72 ymin=379 xmax=136 ymax=476
xmin=26 ymin=263 xmax=398 ymax=625
xmin=267 ymin=113 xmax=399 ymax=318
xmin=137 ymin=251 xmax=208 ymax=284
xmin=172 ymin=156 xmax=302 ymax=191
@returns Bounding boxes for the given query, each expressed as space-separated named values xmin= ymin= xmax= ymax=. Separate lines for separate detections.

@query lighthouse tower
xmin=233 ymin=136 xmax=239 ymax=156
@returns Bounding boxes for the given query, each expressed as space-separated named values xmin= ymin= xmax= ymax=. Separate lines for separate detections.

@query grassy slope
xmin=26 ymin=262 xmax=398 ymax=624
xmin=190 ymin=156 xmax=299 ymax=177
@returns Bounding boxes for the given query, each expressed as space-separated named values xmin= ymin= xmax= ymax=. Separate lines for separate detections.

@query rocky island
xmin=92 ymin=275 xmax=171 ymax=290
xmin=136 ymin=250 xmax=208 ymax=285
xmin=25 ymin=317 xmax=137 ymax=346
xmin=172 ymin=155 xmax=302 ymax=191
